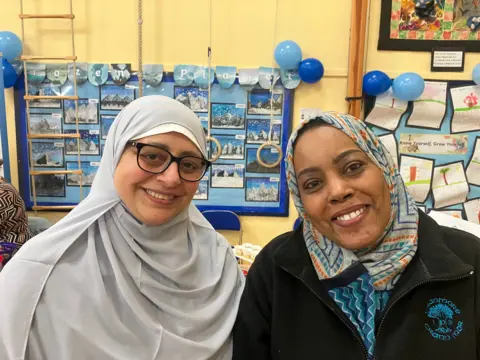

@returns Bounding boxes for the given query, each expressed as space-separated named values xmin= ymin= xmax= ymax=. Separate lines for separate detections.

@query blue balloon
xmin=392 ymin=72 xmax=425 ymax=101
xmin=2 ymin=58 xmax=17 ymax=88
xmin=0 ymin=31 xmax=22 ymax=61
xmin=363 ymin=70 xmax=391 ymax=96
xmin=274 ymin=40 xmax=302 ymax=70
xmin=298 ymin=58 xmax=324 ymax=84
xmin=472 ymin=63 xmax=480 ymax=85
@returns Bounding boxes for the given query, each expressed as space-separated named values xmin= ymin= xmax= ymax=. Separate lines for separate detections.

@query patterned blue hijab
xmin=285 ymin=111 xmax=419 ymax=291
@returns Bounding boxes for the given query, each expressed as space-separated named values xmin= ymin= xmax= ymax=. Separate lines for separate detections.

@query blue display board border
xmin=14 ymin=73 xmax=293 ymax=217
xmin=0 ymin=55 xmax=11 ymax=181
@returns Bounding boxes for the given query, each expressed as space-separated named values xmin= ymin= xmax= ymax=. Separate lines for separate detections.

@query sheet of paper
xmin=365 ymin=89 xmax=408 ymax=131
xmin=428 ymin=210 xmax=480 ymax=238
xmin=400 ymin=155 xmax=434 ymax=203
xmin=463 ymin=198 xmax=480 ymax=225
xmin=450 ymin=85 xmax=480 ymax=133
xmin=433 ymin=210 xmax=464 ymax=219
xmin=399 ymin=133 xmax=468 ymax=155
xmin=300 ymin=108 xmax=323 ymax=122
xmin=466 ymin=137 xmax=480 ymax=186
xmin=378 ymin=133 xmax=399 ymax=167
xmin=432 ymin=162 xmax=469 ymax=209
xmin=407 ymin=81 xmax=447 ymax=129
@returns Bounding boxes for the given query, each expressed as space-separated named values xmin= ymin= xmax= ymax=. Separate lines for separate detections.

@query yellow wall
xmin=1 ymin=0 xmax=479 ymax=245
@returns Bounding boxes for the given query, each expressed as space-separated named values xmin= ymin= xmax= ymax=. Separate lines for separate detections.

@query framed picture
xmin=210 ymin=134 xmax=245 ymax=160
xmin=210 ymin=164 xmax=245 ymax=188
xmin=66 ymin=161 xmax=99 ymax=187
xmin=245 ymin=177 xmax=280 ymax=202
xmin=100 ymin=85 xmax=135 ymax=110
xmin=246 ymin=147 xmax=280 ymax=174
xmin=33 ymin=174 xmax=66 ymax=197
xmin=174 ymin=86 xmax=208 ymax=113
xmin=193 ymin=176 xmax=209 ymax=200
xmin=27 ymin=83 xmax=62 ymax=108
xmin=211 ymin=103 xmax=246 ymax=129
xmin=64 ymin=130 xmax=100 ymax=155
xmin=246 ymin=118 xmax=281 ymax=144
xmin=101 ymin=115 xmax=116 ymax=139
xmin=247 ymin=89 xmax=283 ymax=115
xmin=29 ymin=113 xmax=62 ymax=135
xmin=31 ymin=141 xmax=64 ymax=168
xmin=379 ymin=0 xmax=480 ymax=52
xmin=64 ymin=99 xmax=99 ymax=124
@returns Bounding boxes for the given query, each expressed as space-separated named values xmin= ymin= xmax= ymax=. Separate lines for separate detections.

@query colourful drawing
xmin=464 ymin=92 xmax=478 ymax=108
xmin=440 ymin=167 xmax=450 ymax=185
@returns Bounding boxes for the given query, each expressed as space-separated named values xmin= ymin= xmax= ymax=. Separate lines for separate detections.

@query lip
xmin=331 ymin=204 xmax=369 ymax=219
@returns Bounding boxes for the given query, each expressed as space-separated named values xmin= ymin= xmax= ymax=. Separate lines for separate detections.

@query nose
xmin=156 ymin=161 xmax=182 ymax=187
xmin=326 ymin=177 xmax=354 ymax=204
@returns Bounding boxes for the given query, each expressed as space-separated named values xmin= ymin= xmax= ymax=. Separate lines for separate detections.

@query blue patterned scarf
xmin=285 ymin=112 xmax=419 ymax=291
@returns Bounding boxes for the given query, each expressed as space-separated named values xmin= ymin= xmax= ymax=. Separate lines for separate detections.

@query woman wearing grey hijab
xmin=0 ymin=95 xmax=245 ymax=360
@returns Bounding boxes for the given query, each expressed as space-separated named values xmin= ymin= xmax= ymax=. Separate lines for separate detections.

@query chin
xmin=335 ymin=234 xmax=380 ymax=251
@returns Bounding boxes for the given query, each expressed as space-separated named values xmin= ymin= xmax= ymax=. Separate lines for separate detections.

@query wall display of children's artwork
xmin=15 ymin=69 xmax=293 ymax=216
xmin=379 ymin=0 xmax=480 ymax=52
xmin=365 ymin=79 xmax=480 ymax=224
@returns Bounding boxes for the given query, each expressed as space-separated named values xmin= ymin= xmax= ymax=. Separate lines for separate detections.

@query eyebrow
xmin=296 ymin=149 xmax=363 ymax=178
xmin=144 ymin=141 xmax=202 ymax=157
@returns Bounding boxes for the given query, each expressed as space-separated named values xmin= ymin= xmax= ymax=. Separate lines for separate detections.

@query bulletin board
xmin=0 ymin=55 xmax=10 ymax=181
xmin=365 ymin=80 xmax=480 ymax=224
xmin=14 ymin=68 xmax=293 ymax=216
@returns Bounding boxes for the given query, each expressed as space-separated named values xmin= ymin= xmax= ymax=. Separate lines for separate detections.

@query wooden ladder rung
xmin=21 ymin=55 xmax=77 ymax=61
xmin=20 ymin=14 xmax=75 ymax=19
xmin=28 ymin=133 xmax=80 ymax=139
xmin=32 ymin=205 xmax=75 ymax=211
xmin=30 ymin=170 xmax=82 ymax=176
xmin=24 ymin=95 xmax=79 ymax=101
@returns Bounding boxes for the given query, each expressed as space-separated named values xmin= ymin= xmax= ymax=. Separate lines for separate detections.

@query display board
xmin=15 ymin=69 xmax=293 ymax=216
xmin=365 ymin=80 xmax=480 ymax=224
xmin=0 ymin=54 xmax=10 ymax=180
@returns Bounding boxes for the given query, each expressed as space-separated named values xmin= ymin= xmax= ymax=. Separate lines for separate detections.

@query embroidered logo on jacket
xmin=425 ymin=298 xmax=463 ymax=341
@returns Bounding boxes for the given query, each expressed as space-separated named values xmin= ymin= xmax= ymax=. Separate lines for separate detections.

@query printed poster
xmin=399 ymin=134 xmax=468 ymax=155
xmin=407 ymin=81 xmax=447 ymax=129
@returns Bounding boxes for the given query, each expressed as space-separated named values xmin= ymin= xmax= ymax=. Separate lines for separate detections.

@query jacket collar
xmin=273 ymin=211 xmax=473 ymax=293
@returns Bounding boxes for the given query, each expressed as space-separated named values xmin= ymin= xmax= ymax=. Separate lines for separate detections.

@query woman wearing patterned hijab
xmin=233 ymin=112 xmax=480 ymax=359
xmin=0 ymin=159 xmax=31 ymax=265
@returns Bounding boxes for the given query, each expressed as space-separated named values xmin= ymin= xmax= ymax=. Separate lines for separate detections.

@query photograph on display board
xmin=100 ymin=85 xmax=135 ymax=110
xmin=210 ymin=164 xmax=244 ymax=188
xmin=245 ymin=177 xmax=280 ymax=202
xmin=246 ymin=119 xmax=281 ymax=144
xmin=247 ymin=89 xmax=283 ymax=115
xmin=174 ymin=86 xmax=208 ymax=113
xmin=31 ymin=141 xmax=64 ymax=168
xmin=399 ymin=155 xmax=434 ymax=204
xmin=28 ymin=83 xmax=62 ymax=108
xmin=64 ymin=99 xmax=99 ymax=124
xmin=463 ymin=198 xmax=480 ymax=224
xmin=193 ymin=177 xmax=209 ymax=200
xmin=29 ymin=113 xmax=62 ymax=135
xmin=101 ymin=115 xmax=116 ymax=140
xmin=379 ymin=0 xmax=480 ymax=52
xmin=466 ymin=136 xmax=480 ymax=186
xmin=33 ymin=174 xmax=65 ymax=197
xmin=65 ymin=130 xmax=100 ymax=155
xmin=246 ymin=147 xmax=280 ymax=174
xmin=199 ymin=117 xmax=208 ymax=136
xmin=432 ymin=161 xmax=469 ymax=209
xmin=66 ymin=162 xmax=99 ymax=187
xmin=210 ymin=134 xmax=245 ymax=160
xmin=211 ymin=103 xmax=246 ymax=129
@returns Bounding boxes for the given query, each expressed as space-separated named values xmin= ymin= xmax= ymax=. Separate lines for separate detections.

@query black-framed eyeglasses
xmin=128 ymin=141 xmax=211 ymax=182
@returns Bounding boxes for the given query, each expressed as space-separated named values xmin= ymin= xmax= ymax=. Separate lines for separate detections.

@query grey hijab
xmin=0 ymin=95 xmax=244 ymax=360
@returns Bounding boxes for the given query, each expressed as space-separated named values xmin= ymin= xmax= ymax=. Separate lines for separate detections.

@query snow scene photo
xmin=65 ymin=130 xmax=100 ymax=155
xmin=246 ymin=118 xmax=281 ymax=144
xmin=29 ymin=113 xmax=62 ymax=134
xmin=210 ymin=164 xmax=244 ymax=188
xmin=211 ymin=135 xmax=245 ymax=160
xmin=100 ymin=85 xmax=134 ymax=110
xmin=174 ymin=87 xmax=208 ymax=112
xmin=66 ymin=162 xmax=99 ymax=187
xmin=247 ymin=89 xmax=283 ymax=115
xmin=211 ymin=103 xmax=245 ymax=129
xmin=64 ymin=99 xmax=98 ymax=124
xmin=28 ymin=83 xmax=62 ymax=108
xmin=34 ymin=174 xmax=65 ymax=197
xmin=31 ymin=141 xmax=64 ymax=168
xmin=246 ymin=177 xmax=279 ymax=202
xmin=193 ymin=179 xmax=209 ymax=200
